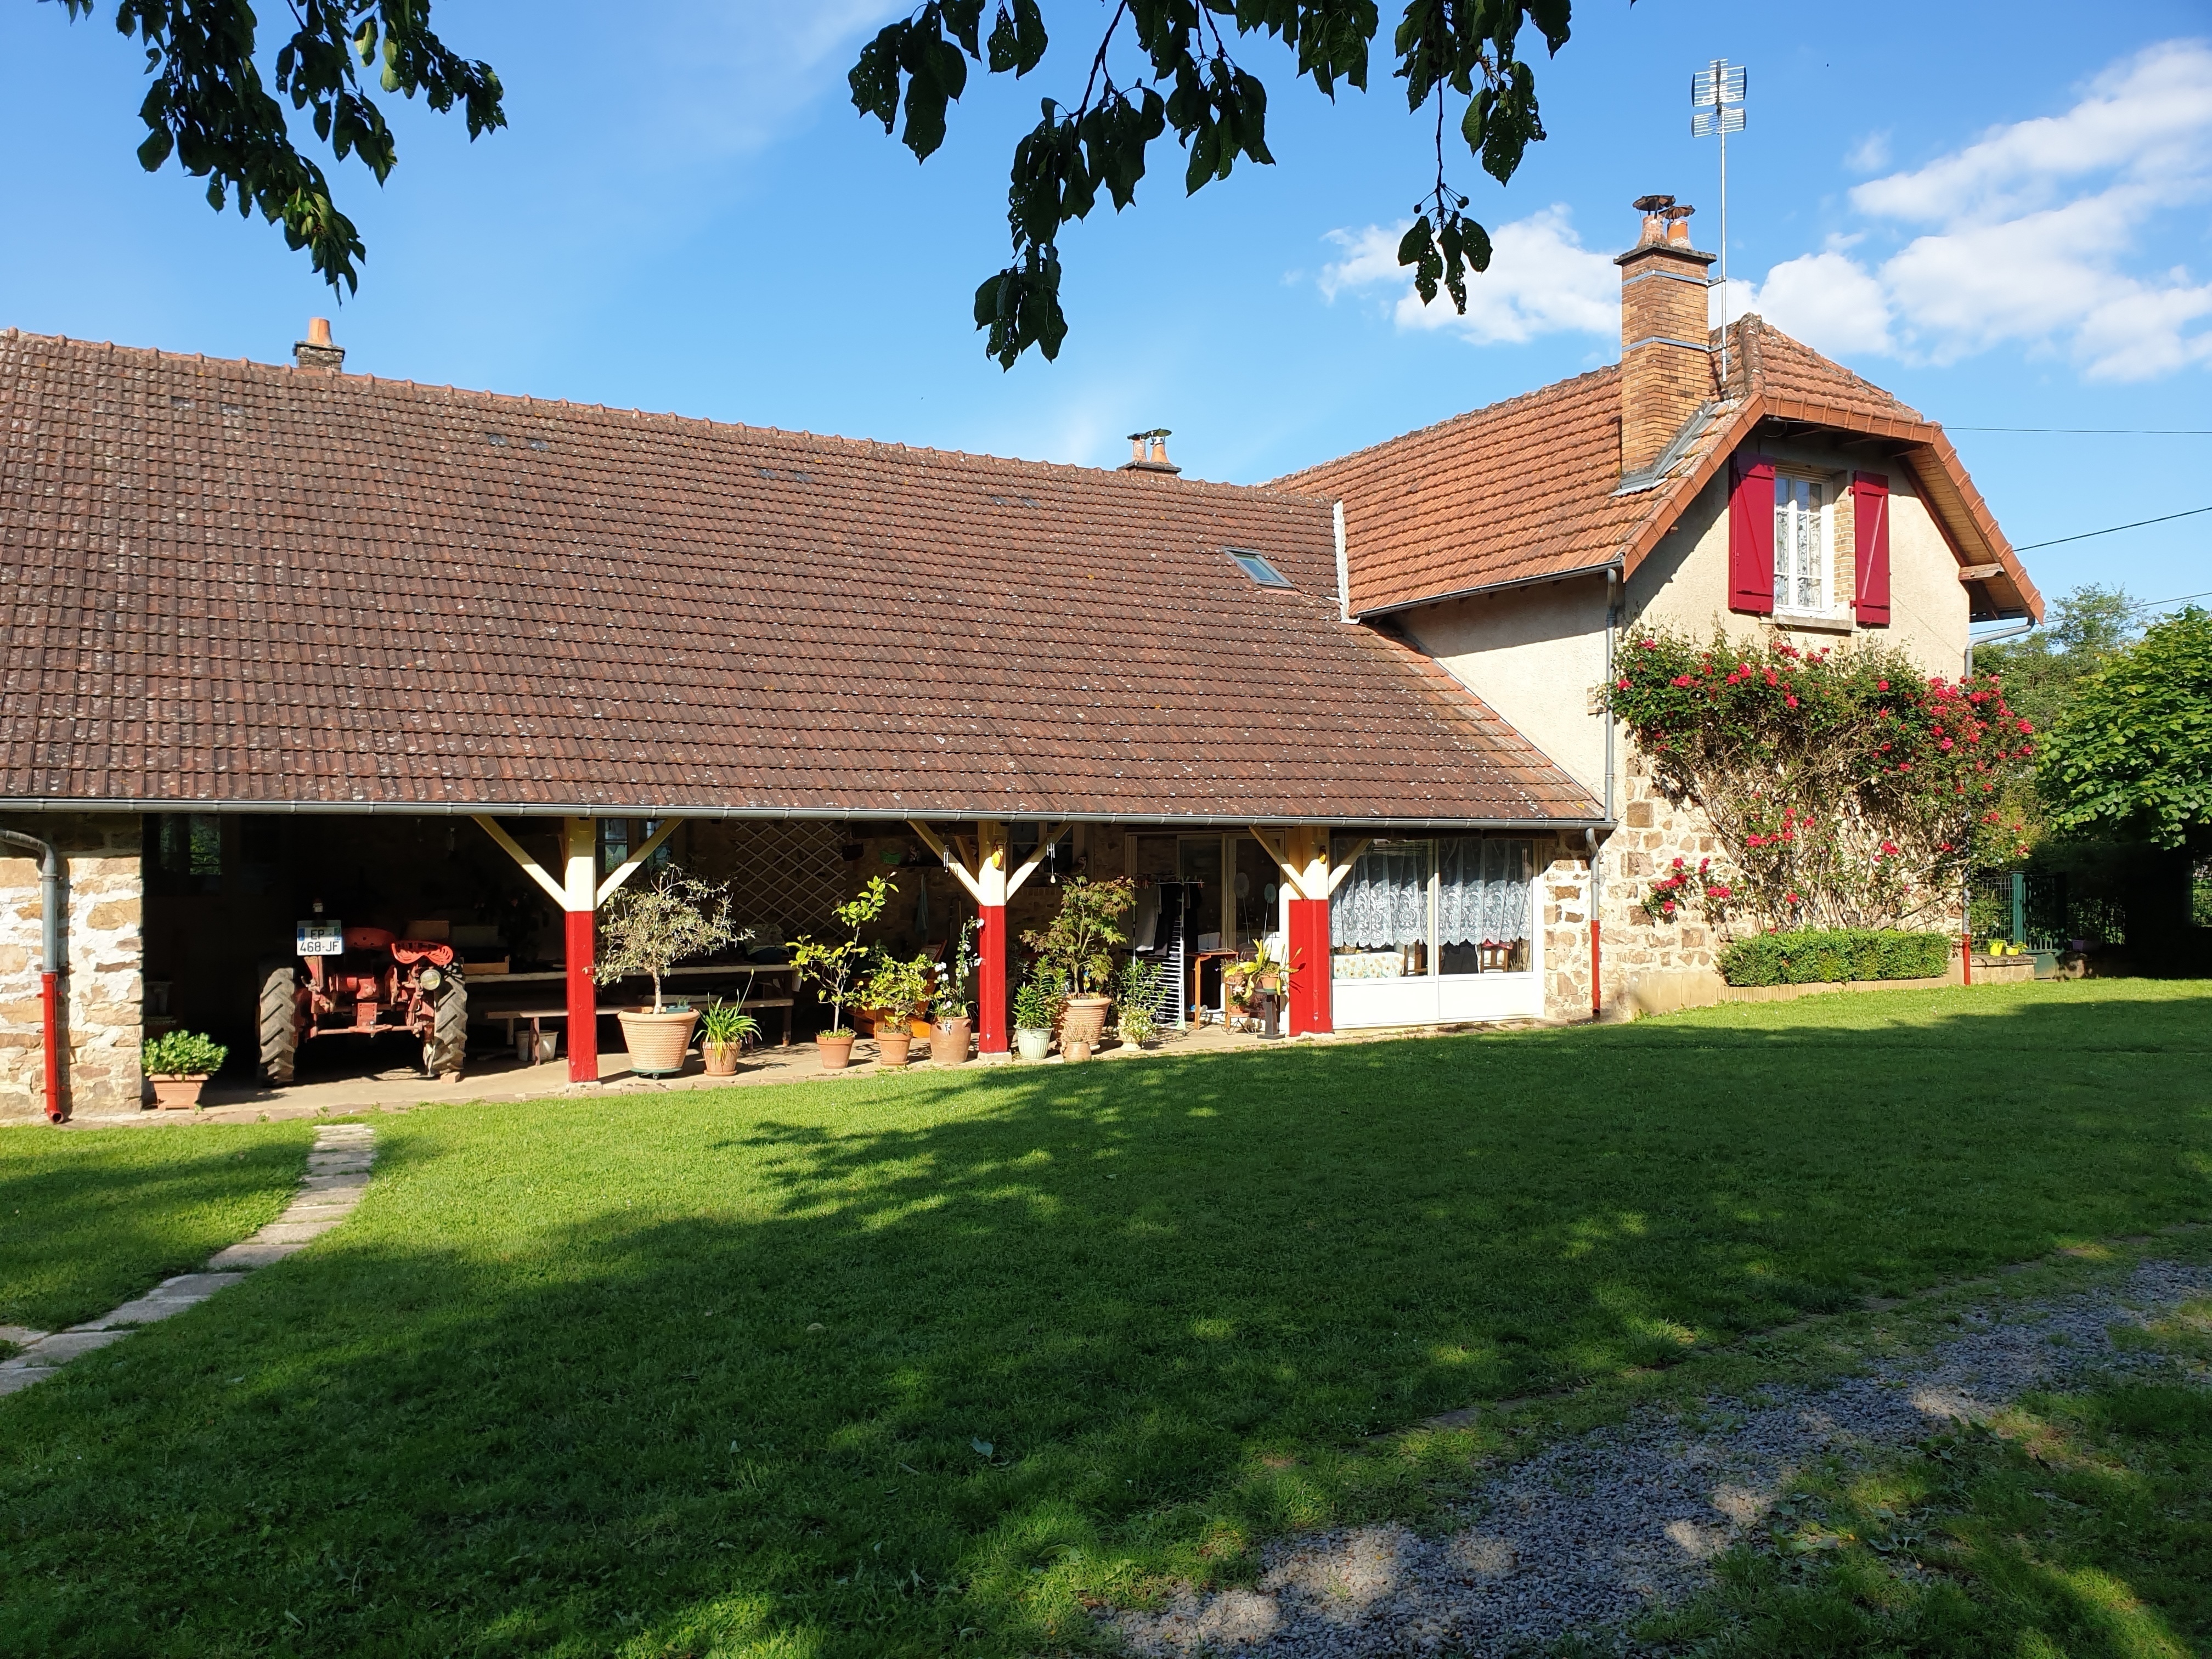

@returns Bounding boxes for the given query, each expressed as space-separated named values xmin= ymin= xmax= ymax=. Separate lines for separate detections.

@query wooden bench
xmin=488 ymin=996 xmax=797 ymax=1056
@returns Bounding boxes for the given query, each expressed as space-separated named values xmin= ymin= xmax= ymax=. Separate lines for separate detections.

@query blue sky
xmin=2 ymin=1 xmax=2207 ymax=619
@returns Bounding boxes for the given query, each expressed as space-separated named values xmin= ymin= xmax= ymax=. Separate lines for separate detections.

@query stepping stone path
xmin=0 ymin=1122 xmax=374 ymax=1397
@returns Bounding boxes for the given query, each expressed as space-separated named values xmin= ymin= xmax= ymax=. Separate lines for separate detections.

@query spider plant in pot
xmin=790 ymin=875 xmax=894 ymax=1071
xmin=860 ymin=950 xmax=934 ymax=1069
xmin=930 ymin=918 xmax=978 ymax=1066
xmin=1021 ymin=876 xmax=1135 ymax=1055
xmin=142 ymin=1029 xmax=228 ymax=1109
xmin=594 ymin=870 xmax=738 ymax=1076
xmin=1012 ymin=968 xmax=1062 ymax=1062
xmin=698 ymin=998 xmax=760 ymax=1077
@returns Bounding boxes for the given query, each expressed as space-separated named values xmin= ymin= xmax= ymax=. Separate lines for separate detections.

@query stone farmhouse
xmin=0 ymin=197 xmax=2039 ymax=1120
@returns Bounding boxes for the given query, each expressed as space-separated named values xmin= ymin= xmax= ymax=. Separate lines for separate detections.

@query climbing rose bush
xmin=1606 ymin=631 xmax=2035 ymax=932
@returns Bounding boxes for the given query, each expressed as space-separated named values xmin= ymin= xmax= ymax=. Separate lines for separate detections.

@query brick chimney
xmin=1614 ymin=196 xmax=1715 ymax=475
xmin=292 ymin=317 xmax=345 ymax=374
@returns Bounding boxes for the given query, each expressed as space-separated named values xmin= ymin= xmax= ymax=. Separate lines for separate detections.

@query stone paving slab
xmin=0 ymin=1125 xmax=374 ymax=1397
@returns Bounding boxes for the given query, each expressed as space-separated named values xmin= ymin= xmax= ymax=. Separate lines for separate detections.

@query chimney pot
xmin=1120 ymin=427 xmax=1182 ymax=476
xmin=293 ymin=318 xmax=346 ymax=374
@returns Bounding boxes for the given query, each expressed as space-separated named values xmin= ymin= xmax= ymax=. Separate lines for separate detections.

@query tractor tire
xmin=258 ymin=959 xmax=302 ymax=1085
xmin=425 ymin=979 xmax=468 ymax=1079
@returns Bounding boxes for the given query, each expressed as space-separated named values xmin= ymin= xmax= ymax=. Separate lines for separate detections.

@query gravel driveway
xmin=1105 ymin=1259 xmax=2211 ymax=1657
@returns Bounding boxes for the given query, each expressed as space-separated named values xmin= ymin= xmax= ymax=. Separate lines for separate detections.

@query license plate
xmin=296 ymin=920 xmax=345 ymax=957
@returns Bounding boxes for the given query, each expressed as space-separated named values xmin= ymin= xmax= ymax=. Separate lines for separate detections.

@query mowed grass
xmin=0 ymin=1120 xmax=315 ymax=1332
xmin=0 ymin=980 xmax=2207 ymax=1657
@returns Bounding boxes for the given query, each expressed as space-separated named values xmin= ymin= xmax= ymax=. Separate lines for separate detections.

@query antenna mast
xmin=1691 ymin=58 xmax=1747 ymax=393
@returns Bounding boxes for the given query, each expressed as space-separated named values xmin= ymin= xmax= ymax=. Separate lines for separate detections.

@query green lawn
xmin=0 ymin=980 xmax=2207 ymax=1657
xmin=1641 ymin=1291 xmax=2212 ymax=1657
xmin=0 ymin=1120 xmax=315 ymax=1333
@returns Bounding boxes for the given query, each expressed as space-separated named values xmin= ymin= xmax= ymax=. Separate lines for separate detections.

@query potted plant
xmin=1116 ymin=956 xmax=1163 ymax=1049
xmin=1022 ymin=877 xmax=1135 ymax=1056
xmin=931 ymin=919 xmax=978 ymax=1067
xmin=791 ymin=876 xmax=895 ymax=1071
xmin=1012 ymin=970 xmax=1060 ymax=1062
xmin=1223 ymin=938 xmax=1286 ymax=1031
xmin=594 ymin=870 xmax=738 ymax=1076
xmin=860 ymin=950 xmax=933 ymax=1069
xmin=143 ymin=1030 xmax=227 ymax=1109
xmin=698 ymin=1000 xmax=761 ymax=1077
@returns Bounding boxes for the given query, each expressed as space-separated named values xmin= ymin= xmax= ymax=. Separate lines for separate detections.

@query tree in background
xmin=45 ymin=0 xmax=503 ymax=292
xmin=1974 ymin=585 xmax=2140 ymax=739
xmin=849 ymin=0 xmax=1586 ymax=365
xmin=2038 ymin=607 xmax=2212 ymax=855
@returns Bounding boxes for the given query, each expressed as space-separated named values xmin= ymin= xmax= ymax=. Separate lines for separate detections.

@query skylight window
xmin=1226 ymin=548 xmax=1293 ymax=588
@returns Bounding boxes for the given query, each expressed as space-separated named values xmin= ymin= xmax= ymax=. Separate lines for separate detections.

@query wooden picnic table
xmin=470 ymin=963 xmax=799 ymax=1049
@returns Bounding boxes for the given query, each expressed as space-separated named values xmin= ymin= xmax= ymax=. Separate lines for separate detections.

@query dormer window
xmin=1773 ymin=475 xmax=1831 ymax=613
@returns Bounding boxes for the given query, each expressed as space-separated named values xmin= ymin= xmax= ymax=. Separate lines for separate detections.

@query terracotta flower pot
xmin=1060 ymin=994 xmax=1111 ymax=1050
xmin=1063 ymin=1039 xmax=1093 ymax=1062
xmin=816 ymin=1031 xmax=857 ymax=1071
xmin=932 ymin=1017 xmax=972 ymax=1066
xmin=149 ymin=1074 xmax=207 ymax=1110
xmin=701 ymin=1040 xmax=742 ymax=1077
xmin=617 ymin=1008 xmax=698 ymax=1077
xmin=876 ymin=1030 xmax=913 ymax=1068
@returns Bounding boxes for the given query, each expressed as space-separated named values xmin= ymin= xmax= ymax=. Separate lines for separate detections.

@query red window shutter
xmin=1853 ymin=471 xmax=1891 ymax=627
xmin=1728 ymin=453 xmax=1775 ymax=615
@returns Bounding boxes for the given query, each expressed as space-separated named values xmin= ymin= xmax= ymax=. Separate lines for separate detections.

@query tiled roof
xmin=1279 ymin=317 xmax=2041 ymax=623
xmin=0 ymin=329 xmax=1599 ymax=825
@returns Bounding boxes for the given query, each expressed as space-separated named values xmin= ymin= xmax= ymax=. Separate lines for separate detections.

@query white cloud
xmin=1318 ymin=205 xmax=1617 ymax=345
xmin=1743 ymin=39 xmax=2212 ymax=381
xmin=1844 ymin=131 xmax=1892 ymax=174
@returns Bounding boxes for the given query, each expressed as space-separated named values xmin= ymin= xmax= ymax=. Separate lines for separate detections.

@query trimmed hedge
xmin=1719 ymin=928 xmax=1953 ymax=988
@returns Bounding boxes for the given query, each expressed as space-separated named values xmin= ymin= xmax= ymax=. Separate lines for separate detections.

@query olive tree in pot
xmin=861 ymin=950 xmax=933 ymax=1069
xmin=1022 ymin=876 xmax=1135 ymax=1058
xmin=594 ymin=871 xmax=737 ymax=1076
xmin=143 ymin=1030 xmax=228 ymax=1109
xmin=791 ymin=876 xmax=894 ymax=1071
xmin=931 ymin=918 xmax=978 ymax=1066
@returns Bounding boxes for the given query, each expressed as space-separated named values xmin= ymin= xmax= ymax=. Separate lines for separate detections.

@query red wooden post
xmin=1286 ymin=897 xmax=1333 ymax=1035
xmin=977 ymin=902 xmax=1008 ymax=1055
xmin=565 ymin=907 xmax=598 ymax=1082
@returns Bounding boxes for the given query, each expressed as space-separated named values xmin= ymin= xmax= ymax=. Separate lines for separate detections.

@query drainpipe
xmin=1588 ymin=565 xmax=1622 ymax=1021
xmin=0 ymin=827 xmax=67 ymax=1122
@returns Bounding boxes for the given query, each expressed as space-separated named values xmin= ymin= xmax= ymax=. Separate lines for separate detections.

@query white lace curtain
xmin=1438 ymin=838 xmax=1534 ymax=945
xmin=1331 ymin=842 xmax=1430 ymax=949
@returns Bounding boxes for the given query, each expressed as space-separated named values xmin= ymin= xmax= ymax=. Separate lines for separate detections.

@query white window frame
xmin=1771 ymin=469 xmax=1841 ymax=622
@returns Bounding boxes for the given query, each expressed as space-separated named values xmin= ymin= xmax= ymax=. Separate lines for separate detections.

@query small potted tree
xmin=143 ymin=1030 xmax=227 ymax=1109
xmin=698 ymin=1000 xmax=761 ymax=1077
xmin=595 ymin=871 xmax=737 ymax=1076
xmin=1022 ymin=877 xmax=1135 ymax=1057
xmin=1012 ymin=970 xmax=1059 ymax=1062
xmin=791 ymin=876 xmax=894 ymax=1071
xmin=931 ymin=919 xmax=978 ymax=1067
xmin=861 ymin=951 xmax=933 ymax=1068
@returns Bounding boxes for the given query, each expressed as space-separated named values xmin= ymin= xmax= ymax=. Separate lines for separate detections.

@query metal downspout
xmin=0 ymin=828 xmax=67 ymax=1122
xmin=1589 ymin=566 xmax=1622 ymax=1020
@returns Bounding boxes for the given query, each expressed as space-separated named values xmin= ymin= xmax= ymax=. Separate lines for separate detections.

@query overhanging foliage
xmin=2038 ymin=607 xmax=2212 ymax=851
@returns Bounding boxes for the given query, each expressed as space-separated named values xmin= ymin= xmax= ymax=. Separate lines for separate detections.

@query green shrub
xmin=142 ymin=1029 xmax=228 ymax=1076
xmin=1719 ymin=928 xmax=1951 ymax=987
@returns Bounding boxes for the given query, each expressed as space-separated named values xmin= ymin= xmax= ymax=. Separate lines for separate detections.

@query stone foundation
xmin=0 ymin=814 xmax=143 ymax=1121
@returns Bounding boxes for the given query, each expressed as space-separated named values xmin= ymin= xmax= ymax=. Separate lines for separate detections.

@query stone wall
xmin=0 ymin=814 xmax=144 ymax=1121
xmin=1539 ymin=835 xmax=1597 ymax=1022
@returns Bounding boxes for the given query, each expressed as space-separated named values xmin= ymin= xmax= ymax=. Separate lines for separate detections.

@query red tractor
xmin=258 ymin=924 xmax=470 ymax=1084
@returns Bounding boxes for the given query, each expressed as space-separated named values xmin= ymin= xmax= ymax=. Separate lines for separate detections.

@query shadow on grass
xmin=1 ymin=986 xmax=2208 ymax=1656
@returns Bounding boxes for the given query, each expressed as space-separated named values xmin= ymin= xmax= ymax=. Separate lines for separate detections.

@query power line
xmin=2011 ymin=504 xmax=2212 ymax=552
xmin=2132 ymin=588 xmax=2212 ymax=612
xmin=1951 ymin=426 xmax=2212 ymax=435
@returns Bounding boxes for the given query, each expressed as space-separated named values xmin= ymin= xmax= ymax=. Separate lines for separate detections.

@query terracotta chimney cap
xmin=1120 ymin=427 xmax=1181 ymax=475
xmin=292 ymin=318 xmax=346 ymax=373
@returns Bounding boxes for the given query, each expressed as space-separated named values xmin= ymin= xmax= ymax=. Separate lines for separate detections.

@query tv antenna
xmin=1691 ymin=58 xmax=1747 ymax=391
